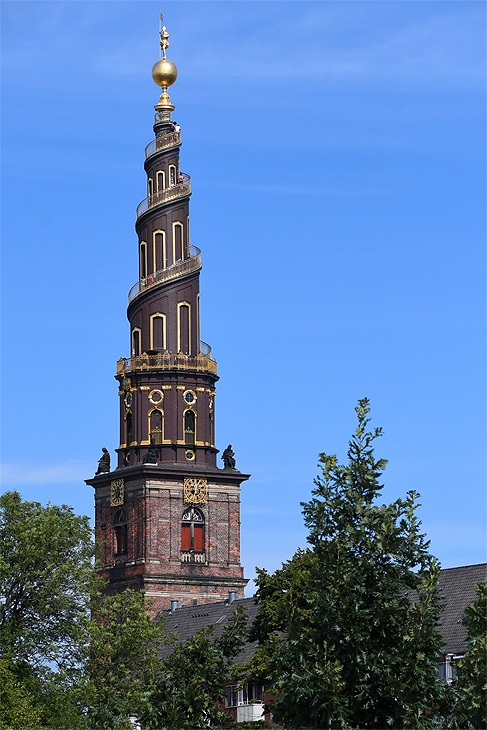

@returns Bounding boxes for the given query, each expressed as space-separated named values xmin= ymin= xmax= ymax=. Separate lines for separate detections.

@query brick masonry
xmin=90 ymin=468 xmax=248 ymax=616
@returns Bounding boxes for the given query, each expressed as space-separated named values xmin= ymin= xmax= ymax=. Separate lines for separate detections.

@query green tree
xmin=141 ymin=605 xmax=248 ymax=729
xmin=439 ymin=582 xmax=487 ymax=729
xmin=251 ymin=399 xmax=444 ymax=728
xmin=0 ymin=490 xmax=93 ymax=728
xmin=85 ymin=585 xmax=166 ymax=729
xmin=456 ymin=582 xmax=487 ymax=728
xmin=0 ymin=655 xmax=42 ymax=729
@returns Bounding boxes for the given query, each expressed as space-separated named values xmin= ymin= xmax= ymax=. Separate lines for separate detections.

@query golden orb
xmin=152 ymin=59 xmax=178 ymax=88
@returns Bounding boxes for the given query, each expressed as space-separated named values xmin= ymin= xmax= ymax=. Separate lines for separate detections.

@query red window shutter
xmin=193 ymin=525 xmax=204 ymax=552
xmin=181 ymin=524 xmax=190 ymax=551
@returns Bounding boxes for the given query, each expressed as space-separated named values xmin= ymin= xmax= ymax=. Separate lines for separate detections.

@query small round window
xmin=149 ymin=389 xmax=164 ymax=405
xmin=183 ymin=390 xmax=196 ymax=405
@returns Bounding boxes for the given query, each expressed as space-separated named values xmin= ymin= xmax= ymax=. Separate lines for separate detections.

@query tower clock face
xmin=183 ymin=477 xmax=207 ymax=503
xmin=110 ymin=479 xmax=125 ymax=506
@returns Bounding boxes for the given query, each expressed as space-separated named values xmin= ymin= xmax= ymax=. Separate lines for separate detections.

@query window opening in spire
xmin=150 ymin=408 xmax=163 ymax=444
xmin=184 ymin=409 xmax=195 ymax=445
xmin=114 ymin=509 xmax=128 ymax=554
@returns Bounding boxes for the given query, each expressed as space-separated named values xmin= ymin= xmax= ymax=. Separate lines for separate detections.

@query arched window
xmin=173 ymin=221 xmax=183 ymax=262
xmin=114 ymin=509 xmax=128 ymax=554
xmin=139 ymin=242 xmax=147 ymax=279
xmin=184 ymin=409 xmax=196 ymax=445
xmin=181 ymin=507 xmax=204 ymax=553
xmin=149 ymin=408 xmax=163 ymax=444
xmin=125 ymin=410 xmax=133 ymax=446
xmin=132 ymin=328 xmax=141 ymax=356
xmin=209 ymin=399 xmax=214 ymax=445
xmin=153 ymin=230 xmax=165 ymax=271
xmin=177 ymin=302 xmax=191 ymax=353
xmin=156 ymin=170 xmax=165 ymax=191
xmin=148 ymin=178 xmax=153 ymax=196
xmin=150 ymin=313 xmax=166 ymax=350
xmin=169 ymin=165 xmax=176 ymax=186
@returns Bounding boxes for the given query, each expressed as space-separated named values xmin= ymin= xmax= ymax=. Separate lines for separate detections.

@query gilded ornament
xmin=110 ymin=479 xmax=125 ymax=507
xmin=183 ymin=477 xmax=208 ymax=504
xmin=149 ymin=388 xmax=164 ymax=405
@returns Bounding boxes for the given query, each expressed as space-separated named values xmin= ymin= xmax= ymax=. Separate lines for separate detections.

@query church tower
xmin=86 ymin=20 xmax=249 ymax=615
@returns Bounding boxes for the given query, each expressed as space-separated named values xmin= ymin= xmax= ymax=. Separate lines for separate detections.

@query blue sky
xmin=1 ymin=1 xmax=485 ymax=592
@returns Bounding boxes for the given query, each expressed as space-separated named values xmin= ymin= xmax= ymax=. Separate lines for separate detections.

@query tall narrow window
xmin=181 ymin=507 xmax=204 ymax=553
xmin=173 ymin=222 xmax=183 ymax=262
xmin=153 ymin=230 xmax=165 ymax=271
xmin=148 ymin=178 xmax=153 ymax=196
xmin=209 ymin=403 xmax=214 ymax=445
xmin=132 ymin=328 xmax=141 ymax=356
xmin=177 ymin=302 xmax=190 ymax=353
xmin=150 ymin=313 xmax=166 ymax=350
xmin=197 ymin=293 xmax=200 ymax=346
xmin=125 ymin=411 xmax=133 ymax=446
xmin=139 ymin=242 xmax=147 ymax=279
xmin=169 ymin=165 xmax=176 ymax=186
xmin=149 ymin=408 xmax=163 ymax=444
xmin=156 ymin=170 xmax=165 ymax=191
xmin=184 ymin=409 xmax=196 ymax=445
xmin=114 ymin=509 xmax=128 ymax=554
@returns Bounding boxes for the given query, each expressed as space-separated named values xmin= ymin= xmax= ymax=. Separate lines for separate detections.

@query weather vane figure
xmin=159 ymin=11 xmax=170 ymax=59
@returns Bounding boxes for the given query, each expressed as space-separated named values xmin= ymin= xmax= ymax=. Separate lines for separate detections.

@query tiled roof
xmin=435 ymin=563 xmax=486 ymax=655
xmin=157 ymin=596 xmax=259 ymax=665
xmin=157 ymin=564 xmax=486 ymax=663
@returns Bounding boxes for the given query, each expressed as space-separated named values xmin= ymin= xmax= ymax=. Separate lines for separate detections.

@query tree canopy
xmin=0 ymin=491 xmax=249 ymax=729
xmin=86 ymin=585 xmax=167 ymax=729
xmin=0 ymin=490 xmax=93 ymax=728
xmin=141 ymin=605 xmax=249 ymax=729
xmin=0 ymin=490 xmax=93 ymax=671
xmin=251 ymin=398 xmax=444 ymax=728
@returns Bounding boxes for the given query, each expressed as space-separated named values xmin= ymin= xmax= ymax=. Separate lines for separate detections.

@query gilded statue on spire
xmin=159 ymin=11 xmax=170 ymax=60
xmin=152 ymin=11 xmax=178 ymax=112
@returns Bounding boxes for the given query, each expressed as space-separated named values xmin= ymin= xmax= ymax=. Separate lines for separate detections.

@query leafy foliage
xmin=438 ymin=582 xmax=487 ymax=729
xmin=0 ymin=655 xmax=42 ymax=729
xmin=0 ymin=490 xmax=93 ymax=670
xmin=85 ymin=585 xmax=166 ymax=729
xmin=0 ymin=490 xmax=93 ymax=728
xmin=141 ymin=605 xmax=248 ymax=729
xmin=456 ymin=582 xmax=487 ymax=728
xmin=251 ymin=399 xmax=444 ymax=728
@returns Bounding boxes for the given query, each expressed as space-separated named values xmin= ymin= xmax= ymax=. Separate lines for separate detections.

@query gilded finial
xmin=159 ymin=11 xmax=170 ymax=60
xmin=152 ymin=12 xmax=178 ymax=112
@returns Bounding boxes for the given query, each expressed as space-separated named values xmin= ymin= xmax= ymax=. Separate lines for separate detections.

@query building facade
xmin=86 ymin=23 xmax=248 ymax=616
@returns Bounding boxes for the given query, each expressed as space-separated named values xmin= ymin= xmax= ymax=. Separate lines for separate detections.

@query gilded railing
xmin=128 ymin=245 xmax=201 ymax=303
xmin=145 ymin=131 xmax=181 ymax=159
xmin=117 ymin=350 xmax=217 ymax=376
xmin=136 ymin=173 xmax=191 ymax=218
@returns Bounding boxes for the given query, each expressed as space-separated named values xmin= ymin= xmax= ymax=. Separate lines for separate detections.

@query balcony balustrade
xmin=136 ymin=173 xmax=191 ymax=218
xmin=128 ymin=245 xmax=201 ymax=303
xmin=181 ymin=551 xmax=206 ymax=564
xmin=117 ymin=347 xmax=216 ymax=376
xmin=145 ymin=130 xmax=181 ymax=159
